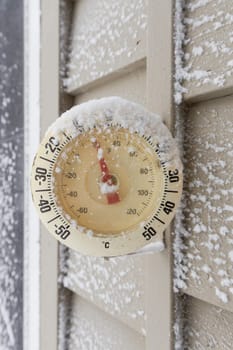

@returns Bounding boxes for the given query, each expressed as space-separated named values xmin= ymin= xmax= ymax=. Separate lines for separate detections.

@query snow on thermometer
xmin=31 ymin=97 xmax=183 ymax=257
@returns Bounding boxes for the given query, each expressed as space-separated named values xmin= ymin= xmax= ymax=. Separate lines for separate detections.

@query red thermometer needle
xmin=93 ymin=140 xmax=120 ymax=204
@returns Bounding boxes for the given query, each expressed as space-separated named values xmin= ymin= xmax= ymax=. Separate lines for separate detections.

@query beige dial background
xmin=53 ymin=129 xmax=164 ymax=236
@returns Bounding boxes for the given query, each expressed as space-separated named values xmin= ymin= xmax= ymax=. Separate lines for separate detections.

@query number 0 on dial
xmin=31 ymin=97 xmax=182 ymax=256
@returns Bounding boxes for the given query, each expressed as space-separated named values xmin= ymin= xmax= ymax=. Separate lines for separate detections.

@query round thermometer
xmin=31 ymin=97 xmax=182 ymax=257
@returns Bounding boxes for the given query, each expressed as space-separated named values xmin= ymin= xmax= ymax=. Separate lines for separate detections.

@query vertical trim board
xmin=146 ymin=1 xmax=174 ymax=349
xmin=40 ymin=1 xmax=59 ymax=349
xmin=23 ymin=0 xmax=40 ymax=349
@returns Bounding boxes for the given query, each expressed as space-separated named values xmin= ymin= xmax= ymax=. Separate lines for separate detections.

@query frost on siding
xmin=176 ymin=0 xmax=233 ymax=101
xmin=174 ymin=2 xmax=233 ymax=347
xmin=174 ymin=98 xmax=233 ymax=307
xmin=186 ymin=296 xmax=233 ymax=350
xmin=0 ymin=130 xmax=23 ymax=349
xmin=65 ymin=0 xmax=147 ymax=93
xmin=174 ymin=0 xmax=187 ymax=105
xmin=60 ymin=0 xmax=72 ymax=82
xmin=67 ymin=295 xmax=145 ymax=350
xmin=0 ymin=10 xmax=23 ymax=349
xmin=61 ymin=250 xmax=146 ymax=336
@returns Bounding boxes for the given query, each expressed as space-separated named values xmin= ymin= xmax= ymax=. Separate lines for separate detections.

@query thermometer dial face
xmin=54 ymin=128 xmax=163 ymax=235
xmin=31 ymin=98 xmax=182 ymax=256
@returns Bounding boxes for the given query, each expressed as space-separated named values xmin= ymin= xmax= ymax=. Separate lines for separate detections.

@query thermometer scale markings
xmin=35 ymin=189 xmax=51 ymax=192
xmin=165 ymin=189 xmax=178 ymax=193
xmin=39 ymin=156 xmax=55 ymax=164
xmin=52 ymin=129 xmax=159 ymax=236
xmin=153 ymin=216 xmax=165 ymax=225
xmin=47 ymin=214 xmax=61 ymax=224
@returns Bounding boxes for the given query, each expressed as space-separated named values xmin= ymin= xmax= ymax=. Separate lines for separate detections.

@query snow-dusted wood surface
xmin=57 ymin=0 xmax=233 ymax=347
xmin=58 ymin=0 xmax=181 ymax=348
xmin=61 ymin=68 xmax=148 ymax=345
xmin=177 ymin=95 xmax=233 ymax=310
xmin=182 ymin=0 xmax=233 ymax=101
xmin=58 ymin=0 xmax=150 ymax=345
xmin=186 ymin=296 xmax=233 ymax=349
xmin=39 ymin=1 xmax=60 ymax=349
xmin=173 ymin=1 xmax=233 ymax=348
xmin=58 ymin=0 xmax=233 ymax=348
xmin=68 ymin=295 xmax=145 ymax=350
xmin=75 ymin=66 xmax=146 ymax=106
xmin=63 ymin=251 xmax=146 ymax=334
xmin=65 ymin=0 xmax=147 ymax=94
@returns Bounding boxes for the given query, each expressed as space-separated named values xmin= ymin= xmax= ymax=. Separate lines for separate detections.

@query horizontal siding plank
xmin=67 ymin=295 xmax=145 ymax=350
xmin=63 ymin=250 xmax=146 ymax=335
xmin=186 ymin=296 xmax=233 ymax=350
xmin=65 ymin=0 xmax=147 ymax=94
xmin=183 ymin=0 xmax=233 ymax=102
xmin=180 ymin=95 xmax=233 ymax=311
xmin=61 ymin=67 xmax=148 ymax=335
xmin=74 ymin=66 xmax=146 ymax=106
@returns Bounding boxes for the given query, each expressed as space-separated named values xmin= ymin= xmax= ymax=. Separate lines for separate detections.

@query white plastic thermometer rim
xmin=31 ymin=97 xmax=183 ymax=257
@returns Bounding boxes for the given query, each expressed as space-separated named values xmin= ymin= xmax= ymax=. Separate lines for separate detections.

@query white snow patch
xmin=215 ymin=287 xmax=228 ymax=303
xmin=135 ymin=241 xmax=165 ymax=254
xmin=228 ymin=251 xmax=233 ymax=262
xmin=219 ymin=226 xmax=229 ymax=236
xmin=227 ymin=59 xmax=233 ymax=67
xmin=192 ymin=46 xmax=203 ymax=56
xmin=214 ymin=258 xmax=226 ymax=266
xmin=99 ymin=182 xmax=119 ymax=194
xmin=97 ymin=147 xmax=103 ymax=160
xmin=202 ymin=264 xmax=211 ymax=273
xmin=55 ymin=166 xmax=62 ymax=173
xmin=174 ymin=0 xmax=187 ymax=104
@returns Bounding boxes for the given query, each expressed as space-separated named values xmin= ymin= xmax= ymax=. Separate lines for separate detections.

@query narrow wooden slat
xmin=65 ymin=66 xmax=148 ymax=336
xmin=183 ymin=0 xmax=233 ymax=103
xmin=63 ymin=250 xmax=146 ymax=335
xmin=68 ymin=295 xmax=145 ymax=349
xmin=146 ymin=1 xmax=174 ymax=349
xmin=66 ymin=0 xmax=147 ymax=94
xmin=182 ymin=95 xmax=233 ymax=312
xmin=40 ymin=1 xmax=59 ymax=349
